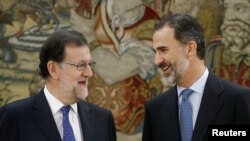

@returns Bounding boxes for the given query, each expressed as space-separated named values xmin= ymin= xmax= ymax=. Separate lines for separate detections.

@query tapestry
xmin=1 ymin=0 xmax=249 ymax=140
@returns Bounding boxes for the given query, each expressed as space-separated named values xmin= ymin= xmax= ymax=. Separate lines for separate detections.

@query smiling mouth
xmin=162 ymin=65 xmax=170 ymax=72
xmin=78 ymin=80 xmax=87 ymax=85
xmin=159 ymin=63 xmax=170 ymax=72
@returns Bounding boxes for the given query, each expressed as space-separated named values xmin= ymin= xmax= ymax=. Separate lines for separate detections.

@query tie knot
xmin=181 ymin=89 xmax=193 ymax=100
xmin=61 ymin=105 xmax=71 ymax=116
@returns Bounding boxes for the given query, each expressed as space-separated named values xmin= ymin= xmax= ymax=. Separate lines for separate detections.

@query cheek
xmin=62 ymin=72 xmax=80 ymax=83
xmin=161 ymin=53 xmax=174 ymax=63
xmin=69 ymin=75 xmax=80 ymax=84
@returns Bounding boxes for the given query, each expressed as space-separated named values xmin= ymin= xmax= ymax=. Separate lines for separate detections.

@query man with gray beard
xmin=142 ymin=13 xmax=250 ymax=141
xmin=0 ymin=30 xmax=116 ymax=141
xmin=219 ymin=0 xmax=250 ymax=86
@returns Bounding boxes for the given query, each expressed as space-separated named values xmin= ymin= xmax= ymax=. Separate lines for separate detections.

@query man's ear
xmin=186 ymin=41 xmax=197 ymax=56
xmin=47 ymin=61 xmax=60 ymax=79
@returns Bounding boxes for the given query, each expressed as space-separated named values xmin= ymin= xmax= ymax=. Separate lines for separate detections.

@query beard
xmin=163 ymin=50 xmax=190 ymax=86
xmin=221 ymin=19 xmax=250 ymax=52
xmin=75 ymin=81 xmax=89 ymax=100
xmin=58 ymin=72 xmax=89 ymax=101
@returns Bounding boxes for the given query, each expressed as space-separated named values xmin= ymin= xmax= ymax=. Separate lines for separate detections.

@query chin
xmin=163 ymin=76 xmax=176 ymax=86
xmin=77 ymin=89 xmax=88 ymax=100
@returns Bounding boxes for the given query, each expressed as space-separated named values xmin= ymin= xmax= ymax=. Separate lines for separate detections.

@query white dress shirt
xmin=44 ymin=86 xmax=84 ymax=141
xmin=177 ymin=68 xmax=209 ymax=128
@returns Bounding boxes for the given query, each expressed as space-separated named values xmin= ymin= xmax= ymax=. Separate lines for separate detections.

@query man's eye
xmin=159 ymin=48 xmax=168 ymax=52
xmin=79 ymin=64 xmax=86 ymax=67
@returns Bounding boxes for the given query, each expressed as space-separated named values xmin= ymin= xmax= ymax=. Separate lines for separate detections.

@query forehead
xmin=153 ymin=26 xmax=179 ymax=49
xmin=64 ymin=43 xmax=91 ymax=60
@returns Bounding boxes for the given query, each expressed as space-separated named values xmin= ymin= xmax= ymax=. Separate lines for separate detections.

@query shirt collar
xmin=177 ymin=68 xmax=209 ymax=96
xmin=44 ymin=85 xmax=78 ymax=114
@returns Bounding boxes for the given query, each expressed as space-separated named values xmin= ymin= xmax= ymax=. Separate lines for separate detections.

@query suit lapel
xmin=160 ymin=87 xmax=181 ymax=141
xmin=78 ymin=101 xmax=94 ymax=141
xmin=31 ymin=90 xmax=62 ymax=141
xmin=192 ymin=73 xmax=223 ymax=141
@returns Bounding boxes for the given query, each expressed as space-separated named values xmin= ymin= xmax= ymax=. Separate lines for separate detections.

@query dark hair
xmin=154 ymin=13 xmax=205 ymax=59
xmin=39 ymin=30 xmax=89 ymax=79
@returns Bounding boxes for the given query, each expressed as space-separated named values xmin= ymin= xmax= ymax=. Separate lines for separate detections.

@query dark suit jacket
xmin=0 ymin=89 xmax=116 ymax=141
xmin=142 ymin=72 xmax=250 ymax=141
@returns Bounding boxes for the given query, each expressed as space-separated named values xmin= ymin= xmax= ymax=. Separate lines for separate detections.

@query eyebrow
xmin=155 ymin=46 xmax=169 ymax=51
xmin=78 ymin=60 xmax=94 ymax=63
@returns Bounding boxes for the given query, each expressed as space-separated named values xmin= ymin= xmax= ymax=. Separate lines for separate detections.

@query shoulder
xmin=0 ymin=96 xmax=34 ymax=113
xmin=208 ymin=72 xmax=250 ymax=99
xmin=146 ymin=87 xmax=176 ymax=109
xmin=0 ymin=96 xmax=35 ymax=122
xmin=222 ymin=80 xmax=250 ymax=101
xmin=217 ymin=75 xmax=249 ymax=95
xmin=78 ymin=100 xmax=112 ymax=116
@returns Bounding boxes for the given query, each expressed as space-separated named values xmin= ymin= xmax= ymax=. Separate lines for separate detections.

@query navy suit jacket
xmin=142 ymin=72 xmax=250 ymax=141
xmin=0 ymin=89 xmax=116 ymax=141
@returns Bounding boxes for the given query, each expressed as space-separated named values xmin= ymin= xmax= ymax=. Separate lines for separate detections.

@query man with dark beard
xmin=219 ymin=0 xmax=250 ymax=86
xmin=142 ymin=13 xmax=250 ymax=141
xmin=0 ymin=30 xmax=116 ymax=141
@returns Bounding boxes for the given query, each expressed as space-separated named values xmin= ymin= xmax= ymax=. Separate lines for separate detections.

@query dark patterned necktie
xmin=180 ymin=89 xmax=193 ymax=141
xmin=61 ymin=106 xmax=76 ymax=141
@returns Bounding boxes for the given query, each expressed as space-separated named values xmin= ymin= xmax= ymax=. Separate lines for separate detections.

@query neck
xmin=46 ymin=80 xmax=77 ymax=105
xmin=178 ymin=59 xmax=206 ymax=88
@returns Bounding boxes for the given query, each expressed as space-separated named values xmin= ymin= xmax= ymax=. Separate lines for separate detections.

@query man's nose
xmin=155 ymin=53 xmax=163 ymax=66
xmin=82 ymin=66 xmax=93 ymax=77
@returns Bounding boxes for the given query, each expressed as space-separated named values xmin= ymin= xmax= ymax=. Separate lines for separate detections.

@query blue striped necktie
xmin=180 ymin=89 xmax=193 ymax=141
xmin=61 ymin=105 xmax=76 ymax=141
